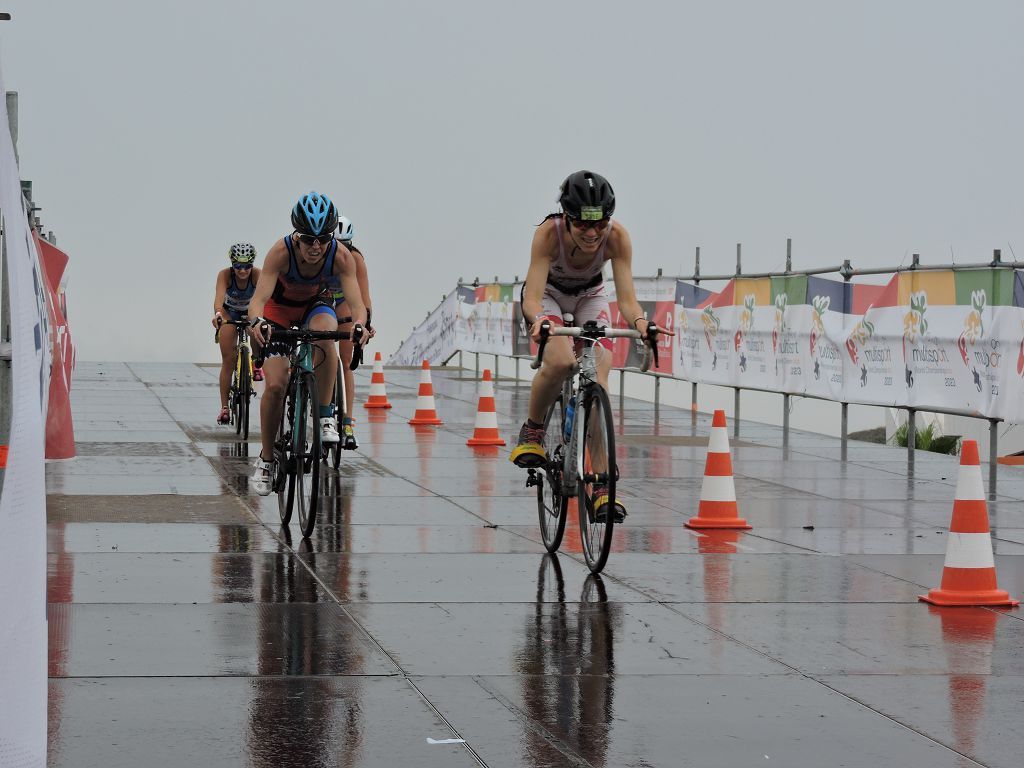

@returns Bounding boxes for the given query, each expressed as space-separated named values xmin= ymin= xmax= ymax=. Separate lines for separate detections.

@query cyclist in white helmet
xmin=332 ymin=215 xmax=375 ymax=449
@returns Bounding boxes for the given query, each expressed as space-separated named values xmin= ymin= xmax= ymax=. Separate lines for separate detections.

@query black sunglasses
xmin=568 ymin=216 xmax=610 ymax=232
xmin=295 ymin=232 xmax=334 ymax=246
xmin=231 ymin=262 xmax=253 ymax=270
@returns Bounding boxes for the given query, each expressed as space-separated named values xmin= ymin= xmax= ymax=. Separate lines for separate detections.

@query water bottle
xmin=563 ymin=396 xmax=576 ymax=442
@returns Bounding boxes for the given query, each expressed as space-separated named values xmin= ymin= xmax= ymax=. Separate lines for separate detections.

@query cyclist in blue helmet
xmin=247 ymin=191 xmax=367 ymax=496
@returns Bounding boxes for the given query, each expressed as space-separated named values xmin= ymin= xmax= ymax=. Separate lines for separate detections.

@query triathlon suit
xmin=222 ymin=270 xmax=255 ymax=322
xmin=262 ymin=236 xmax=338 ymax=357
xmin=533 ymin=217 xmax=614 ymax=349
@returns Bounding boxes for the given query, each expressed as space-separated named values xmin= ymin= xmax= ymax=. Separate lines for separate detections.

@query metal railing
xmin=441 ymin=241 xmax=1019 ymax=497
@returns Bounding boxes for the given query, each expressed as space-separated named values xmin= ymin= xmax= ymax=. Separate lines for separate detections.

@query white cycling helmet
xmin=337 ymin=216 xmax=355 ymax=243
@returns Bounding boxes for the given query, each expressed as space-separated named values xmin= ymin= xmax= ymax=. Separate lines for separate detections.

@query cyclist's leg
xmin=336 ymin=299 xmax=358 ymax=443
xmin=217 ymin=323 xmax=237 ymax=422
xmin=305 ymin=302 xmax=340 ymax=442
xmin=252 ymin=354 xmax=288 ymax=494
xmin=512 ymin=293 xmax=575 ymax=467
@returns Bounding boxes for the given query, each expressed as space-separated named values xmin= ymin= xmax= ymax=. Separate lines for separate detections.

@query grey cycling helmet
xmin=228 ymin=243 xmax=257 ymax=264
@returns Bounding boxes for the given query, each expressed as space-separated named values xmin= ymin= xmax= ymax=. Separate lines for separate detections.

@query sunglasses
xmin=231 ymin=262 xmax=253 ymax=270
xmin=568 ymin=217 xmax=610 ymax=232
xmin=295 ymin=232 xmax=334 ymax=246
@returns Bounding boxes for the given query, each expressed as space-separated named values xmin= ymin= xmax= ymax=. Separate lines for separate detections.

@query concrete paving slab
xmin=48 ymin=677 xmax=479 ymax=768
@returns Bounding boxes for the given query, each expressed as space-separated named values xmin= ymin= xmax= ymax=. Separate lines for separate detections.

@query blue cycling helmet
xmin=291 ymin=191 xmax=338 ymax=236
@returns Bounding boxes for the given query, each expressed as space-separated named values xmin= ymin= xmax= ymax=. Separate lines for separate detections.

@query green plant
xmin=891 ymin=422 xmax=960 ymax=455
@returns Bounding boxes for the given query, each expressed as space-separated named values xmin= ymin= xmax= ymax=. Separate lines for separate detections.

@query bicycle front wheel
xmin=537 ymin=395 xmax=568 ymax=552
xmin=577 ymin=385 xmax=616 ymax=573
xmin=295 ymin=371 xmax=322 ymax=538
xmin=276 ymin=388 xmax=295 ymax=526
xmin=236 ymin=347 xmax=252 ymax=440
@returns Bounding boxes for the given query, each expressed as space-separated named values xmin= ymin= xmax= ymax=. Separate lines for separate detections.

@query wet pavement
xmin=46 ymin=361 xmax=1024 ymax=767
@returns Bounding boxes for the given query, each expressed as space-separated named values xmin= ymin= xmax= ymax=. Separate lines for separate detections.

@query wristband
xmin=533 ymin=315 xmax=552 ymax=326
xmin=632 ymin=316 xmax=645 ymax=329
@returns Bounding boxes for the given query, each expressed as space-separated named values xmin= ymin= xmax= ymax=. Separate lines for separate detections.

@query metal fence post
xmin=654 ymin=375 xmax=661 ymax=422
xmin=989 ymin=419 xmax=999 ymax=498
xmin=782 ymin=393 xmax=790 ymax=447
xmin=841 ymin=402 xmax=849 ymax=461
xmin=515 ymin=356 xmax=520 ymax=383
xmin=907 ymin=409 xmax=916 ymax=472
xmin=619 ymin=368 xmax=624 ymax=411
xmin=475 ymin=352 xmax=479 ymax=379
xmin=494 ymin=354 xmax=499 ymax=380
xmin=734 ymin=387 xmax=740 ymax=439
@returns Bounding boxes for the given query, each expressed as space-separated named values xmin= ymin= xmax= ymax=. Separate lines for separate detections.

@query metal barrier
xmin=440 ymin=243 xmax=1021 ymax=497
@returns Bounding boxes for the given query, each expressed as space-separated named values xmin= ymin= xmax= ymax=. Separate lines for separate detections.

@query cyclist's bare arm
xmin=334 ymin=244 xmax=367 ymax=334
xmin=248 ymin=241 xmax=289 ymax=344
xmin=524 ymin=222 xmax=557 ymax=339
xmin=353 ymin=251 xmax=374 ymax=338
xmin=212 ymin=268 xmax=230 ymax=327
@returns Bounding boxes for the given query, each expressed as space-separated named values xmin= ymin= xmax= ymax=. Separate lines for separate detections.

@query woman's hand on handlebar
xmin=212 ymin=312 xmax=223 ymax=329
xmin=249 ymin=317 xmax=271 ymax=346
xmin=532 ymin=317 xmax=557 ymax=344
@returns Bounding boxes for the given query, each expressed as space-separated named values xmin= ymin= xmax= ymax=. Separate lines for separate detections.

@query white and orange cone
xmin=408 ymin=360 xmax=443 ymax=426
xmin=685 ymin=409 xmax=751 ymax=530
xmin=467 ymin=369 xmax=506 ymax=446
xmin=363 ymin=352 xmax=393 ymax=409
xmin=919 ymin=440 xmax=1018 ymax=607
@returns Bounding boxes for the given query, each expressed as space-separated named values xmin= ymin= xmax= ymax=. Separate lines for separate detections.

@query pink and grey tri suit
xmin=536 ymin=217 xmax=614 ymax=349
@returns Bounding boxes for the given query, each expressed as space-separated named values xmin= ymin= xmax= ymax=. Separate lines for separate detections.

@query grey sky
xmin=2 ymin=1 xmax=1022 ymax=362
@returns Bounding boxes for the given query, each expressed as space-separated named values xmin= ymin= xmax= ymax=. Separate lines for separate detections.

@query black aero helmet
xmin=558 ymin=170 xmax=615 ymax=221
xmin=291 ymin=191 xmax=339 ymax=236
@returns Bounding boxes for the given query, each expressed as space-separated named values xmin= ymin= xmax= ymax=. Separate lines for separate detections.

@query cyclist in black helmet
xmin=510 ymin=171 xmax=658 ymax=523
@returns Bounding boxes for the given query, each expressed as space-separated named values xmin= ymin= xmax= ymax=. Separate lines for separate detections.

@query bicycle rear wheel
xmin=295 ymin=371 xmax=322 ymax=538
xmin=276 ymin=386 xmax=295 ymax=526
xmin=537 ymin=395 xmax=568 ymax=552
xmin=577 ymin=385 xmax=616 ymax=573
xmin=236 ymin=347 xmax=252 ymax=440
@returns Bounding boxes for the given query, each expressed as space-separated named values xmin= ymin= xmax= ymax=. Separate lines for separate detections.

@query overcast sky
xmin=2 ymin=1 xmax=1022 ymax=362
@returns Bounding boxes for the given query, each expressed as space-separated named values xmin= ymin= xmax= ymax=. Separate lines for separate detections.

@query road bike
xmin=527 ymin=317 xmax=659 ymax=573
xmin=215 ymin=317 xmax=258 ymax=440
xmin=269 ymin=325 xmax=363 ymax=538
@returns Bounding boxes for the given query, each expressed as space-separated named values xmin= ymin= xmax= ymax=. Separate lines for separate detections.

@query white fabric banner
xmin=0 ymin=66 xmax=49 ymax=768
xmin=391 ymin=274 xmax=1024 ymax=423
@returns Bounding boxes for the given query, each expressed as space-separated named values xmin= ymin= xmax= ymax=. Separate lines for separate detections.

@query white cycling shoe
xmin=251 ymin=457 xmax=274 ymax=496
xmin=320 ymin=416 xmax=340 ymax=444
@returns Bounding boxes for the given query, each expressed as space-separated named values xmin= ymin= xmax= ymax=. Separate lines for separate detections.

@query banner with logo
xmin=0 ymin=69 xmax=48 ymax=768
xmin=392 ymin=270 xmax=1024 ymax=421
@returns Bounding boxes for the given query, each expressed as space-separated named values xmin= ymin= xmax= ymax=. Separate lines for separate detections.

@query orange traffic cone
xmin=363 ymin=352 xmax=392 ymax=409
xmin=408 ymin=360 xmax=443 ymax=425
xmin=919 ymin=440 xmax=1018 ymax=607
xmin=686 ymin=409 xmax=751 ymax=530
xmin=467 ymin=369 xmax=506 ymax=446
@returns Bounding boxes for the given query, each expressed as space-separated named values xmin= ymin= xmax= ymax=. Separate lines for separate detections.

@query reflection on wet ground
xmin=47 ymin=362 xmax=1024 ymax=767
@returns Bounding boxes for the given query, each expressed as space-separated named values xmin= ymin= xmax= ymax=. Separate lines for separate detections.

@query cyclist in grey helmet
xmin=212 ymin=243 xmax=262 ymax=425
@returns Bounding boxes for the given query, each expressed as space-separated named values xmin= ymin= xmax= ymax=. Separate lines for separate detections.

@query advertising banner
xmin=393 ymin=270 xmax=1024 ymax=422
xmin=0 ymin=70 xmax=48 ymax=768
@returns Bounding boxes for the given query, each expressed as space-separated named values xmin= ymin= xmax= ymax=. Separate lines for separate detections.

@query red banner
xmin=35 ymin=236 xmax=76 ymax=460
